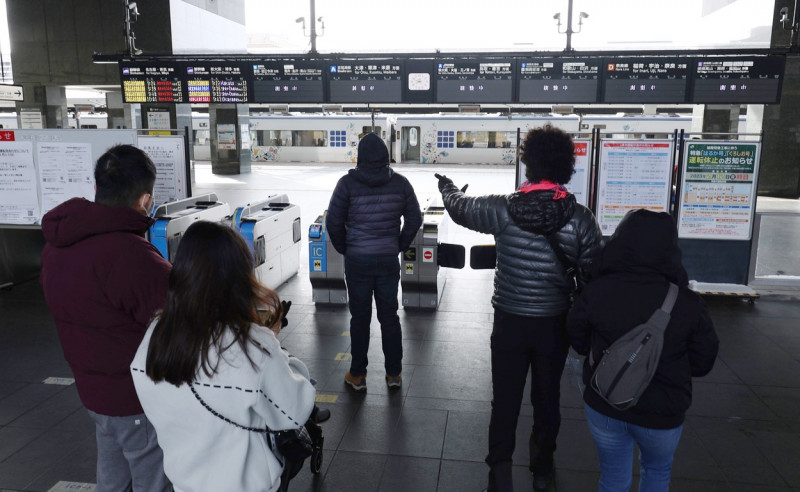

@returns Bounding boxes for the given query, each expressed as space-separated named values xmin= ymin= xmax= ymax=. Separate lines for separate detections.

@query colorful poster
xmin=678 ymin=141 xmax=760 ymax=240
xmin=37 ymin=142 xmax=94 ymax=215
xmin=0 ymin=140 xmax=39 ymax=224
xmin=596 ymin=140 xmax=674 ymax=235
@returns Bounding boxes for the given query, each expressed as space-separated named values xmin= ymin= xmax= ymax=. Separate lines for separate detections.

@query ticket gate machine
xmin=232 ymin=194 xmax=301 ymax=289
xmin=308 ymin=212 xmax=347 ymax=305
xmin=149 ymin=193 xmax=231 ymax=262
xmin=401 ymin=198 xmax=465 ymax=309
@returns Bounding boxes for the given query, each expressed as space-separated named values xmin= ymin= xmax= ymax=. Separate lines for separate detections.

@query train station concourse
xmin=1 ymin=1 xmax=800 ymax=491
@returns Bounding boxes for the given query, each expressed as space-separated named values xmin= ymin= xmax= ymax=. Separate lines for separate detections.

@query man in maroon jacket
xmin=40 ymin=144 xmax=172 ymax=492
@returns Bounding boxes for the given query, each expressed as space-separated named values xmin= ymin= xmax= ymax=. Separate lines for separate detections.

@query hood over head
xmin=41 ymin=197 xmax=153 ymax=248
xmin=507 ymin=183 xmax=576 ymax=235
xmin=356 ymin=133 xmax=389 ymax=169
xmin=599 ymin=208 xmax=689 ymax=286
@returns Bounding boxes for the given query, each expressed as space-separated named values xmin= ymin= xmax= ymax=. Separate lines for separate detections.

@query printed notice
xmin=516 ymin=139 xmax=591 ymax=207
xmin=678 ymin=141 xmax=759 ymax=240
xmin=138 ymin=136 xmax=188 ymax=207
xmin=0 ymin=140 xmax=39 ymax=224
xmin=217 ymin=123 xmax=236 ymax=150
xmin=596 ymin=140 xmax=673 ymax=235
xmin=37 ymin=142 xmax=94 ymax=216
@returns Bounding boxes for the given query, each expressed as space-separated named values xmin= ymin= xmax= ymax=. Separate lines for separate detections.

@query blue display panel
xmin=435 ymin=59 xmax=513 ymax=103
xmin=517 ymin=59 xmax=600 ymax=103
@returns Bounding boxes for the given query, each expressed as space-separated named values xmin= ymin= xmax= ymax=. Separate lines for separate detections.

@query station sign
xmin=690 ymin=56 xmax=784 ymax=104
xmin=517 ymin=58 xmax=600 ymax=103
xmin=0 ymin=84 xmax=24 ymax=101
xmin=435 ymin=59 xmax=514 ymax=103
xmin=251 ymin=60 xmax=325 ymax=103
xmin=602 ymin=57 xmax=690 ymax=103
xmin=327 ymin=61 xmax=403 ymax=103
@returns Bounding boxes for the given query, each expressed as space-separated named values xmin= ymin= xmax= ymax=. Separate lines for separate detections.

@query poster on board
xmin=677 ymin=141 xmax=760 ymax=240
xmin=138 ymin=135 xmax=188 ymax=207
xmin=515 ymin=138 xmax=591 ymax=207
xmin=595 ymin=140 xmax=674 ymax=235
xmin=0 ymin=140 xmax=39 ymax=224
xmin=37 ymin=142 xmax=94 ymax=216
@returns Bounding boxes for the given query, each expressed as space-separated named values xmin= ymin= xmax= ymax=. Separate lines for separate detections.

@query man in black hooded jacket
xmin=327 ymin=133 xmax=422 ymax=392
xmin=437 ymin=125 xmax=602 ymax=491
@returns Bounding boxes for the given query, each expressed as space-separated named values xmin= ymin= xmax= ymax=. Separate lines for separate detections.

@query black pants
xmin=486 ymin=308 xmax=569 ymax=486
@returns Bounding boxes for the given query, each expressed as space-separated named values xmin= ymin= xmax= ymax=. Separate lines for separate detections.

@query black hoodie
xmin=567 ymin=209 xmax=719 ymax=429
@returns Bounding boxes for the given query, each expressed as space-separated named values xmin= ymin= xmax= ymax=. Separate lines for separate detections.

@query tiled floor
xmin=1 ymin=163 xmax=799 ymax=491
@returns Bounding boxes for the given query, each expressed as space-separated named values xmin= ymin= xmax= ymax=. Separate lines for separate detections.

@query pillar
xmin=209 ymin=104 xmax=250 ymax=175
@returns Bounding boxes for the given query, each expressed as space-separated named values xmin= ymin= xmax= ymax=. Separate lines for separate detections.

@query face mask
xmin=141 ymin=194 xmax=155 ymax=217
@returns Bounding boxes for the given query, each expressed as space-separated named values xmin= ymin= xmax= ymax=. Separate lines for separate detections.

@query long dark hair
xmin=146 ymin=221 xmax=283 ymax=386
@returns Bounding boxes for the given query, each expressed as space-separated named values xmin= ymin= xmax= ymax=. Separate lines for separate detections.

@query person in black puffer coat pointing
xmin=437 ymin=125 xmax=603 ymax=492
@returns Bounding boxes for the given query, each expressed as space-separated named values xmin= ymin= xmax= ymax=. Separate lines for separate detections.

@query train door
xmin=401 ymin=126 xmax=420 ymax=163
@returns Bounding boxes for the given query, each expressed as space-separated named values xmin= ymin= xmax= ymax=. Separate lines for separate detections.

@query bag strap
xmin=188 ymin=382 xmax=271 ymax=434
xmin=661 ymin=282 xmax=679 ymax=314
xmin=545 ymin=233 xmax=575 ymax=274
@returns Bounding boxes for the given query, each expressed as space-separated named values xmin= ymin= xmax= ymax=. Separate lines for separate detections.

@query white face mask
xmin=141 ymin=193 xmax=155 ymax=217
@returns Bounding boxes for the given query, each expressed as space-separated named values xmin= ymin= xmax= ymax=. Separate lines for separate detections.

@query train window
xmin=361 ymin=126 xmax=382 ymax=136
xmin=436 ymin=130 xmax=455 ymax=148
xmin=409 ymin=128 xmax=418 ymax=147
xmin=254 ymin=130 xmax=326 ymax=147
xmin=330 ymin=130 xmax=347 ymax=147
xmin=457 ymin=131 xmax=515 ymax=149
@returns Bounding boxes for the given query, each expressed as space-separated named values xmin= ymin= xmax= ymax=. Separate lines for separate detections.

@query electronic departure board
xmin=691 ymin=56 xmax=784 ymax=104
xmin=435 ymin=60 xmax=513 ymax=103
xmin=602 ymin=58 xmax=689 ymax=103
xmin=517 ymin=59 xmax=600 ymax=103
xmin=120 ymin=62 xmax=184 ymax=103
xmin=184 ymin=62 xmax=249 ymax=103
xmin=252 ymin=60 xmax=324 ymax=103
xmin=328 ymin=62 xmax=403 ymax=103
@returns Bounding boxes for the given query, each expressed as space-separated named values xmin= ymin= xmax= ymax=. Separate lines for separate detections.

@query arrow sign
xmin=0 ymin=84 xmax=24 ymax=101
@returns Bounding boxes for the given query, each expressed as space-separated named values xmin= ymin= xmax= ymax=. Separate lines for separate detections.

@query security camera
xmin=553 ymin=13 xmax=561 ymax=20
xmin=295 ymin=17 xmax=304 ymax=23
xmin=580 ymin=12 xmax=589 ymax=19
xmin=128 ymin=1 xmax=139 ymax=16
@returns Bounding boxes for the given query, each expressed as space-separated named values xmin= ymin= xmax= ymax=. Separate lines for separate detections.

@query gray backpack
xmin=589 ymin=283 xmax=679 ymax=411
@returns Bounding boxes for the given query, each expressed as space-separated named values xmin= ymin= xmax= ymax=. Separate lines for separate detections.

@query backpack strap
xmin=661 ymin=283 xmax=679 ymax=314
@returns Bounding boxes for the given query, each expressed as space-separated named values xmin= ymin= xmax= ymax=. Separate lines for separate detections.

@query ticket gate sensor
xmin=308 ymin=212 xmax=347 ymax=305
xmin=149 ymin=193 xmax=231 ymax=262
xmin=401 ymin=199 xmax=465 ymax=309
xmin=232 ymin=194 xmax=301 ymax=289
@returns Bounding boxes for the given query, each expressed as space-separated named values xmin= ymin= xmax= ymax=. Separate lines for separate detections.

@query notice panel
xmin=691 ymin=56 xmax=784 ymax=104
xmin=517 ymin=59 xmax=600 ymax=103
xmin=37 ymin=142 xmax=94 ymax=216
xmin=678 ymin=141 xmax=760 ymax=240
xmin=120 ymin=62 xmax=184 ymax=103
xmin=596 ymin=140 xmax=674 ymax=235
xmin=0 ymin=140 xmax=38 ymax=224
xmin=602 ymin=58 xmax=689 ymax=103
xmin=328 ymin=62 xmax=402 ymax=103
xmin=435 ymin=60 xmax=513 ymax=103
xmin=252 ymin=60 xmax=324 ymax=103
xmin=138 ymin=136 xmax=189 ymax=206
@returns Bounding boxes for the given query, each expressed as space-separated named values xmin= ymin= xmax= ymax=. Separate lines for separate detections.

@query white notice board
xmin=677 ymin=141 xmax=761 ymax=240
xmin=515 ymin=138 xmax=592 ymax=207
xmin=138 ymin=135 xmax=189 ymax=207
xmin=596 ymin=139 xmax=674 ymax=235
xmin=0 ymin=140 xmax=39 ymax=224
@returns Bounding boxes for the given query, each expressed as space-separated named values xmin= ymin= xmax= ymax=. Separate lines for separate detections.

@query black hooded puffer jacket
xmin=440 ymin=182 xmax=602 ymax=316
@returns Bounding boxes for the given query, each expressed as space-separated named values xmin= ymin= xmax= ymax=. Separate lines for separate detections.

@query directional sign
xmin=0 ymin=84 xmax=24 ymax=101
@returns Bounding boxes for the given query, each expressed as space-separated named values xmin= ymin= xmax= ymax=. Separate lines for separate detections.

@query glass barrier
xmin=748 ymin=212 xmax=800 ymax=287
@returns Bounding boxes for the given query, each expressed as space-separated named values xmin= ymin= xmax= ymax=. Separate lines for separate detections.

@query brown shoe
xmin=385 ymin=374 xmax=402 ymax=389
xmin=344 ymin=371 xmax=366 ymax=391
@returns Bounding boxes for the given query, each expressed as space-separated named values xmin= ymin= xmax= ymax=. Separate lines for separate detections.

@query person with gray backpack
xmin=567 ymin=209 xmax=719 ymax=492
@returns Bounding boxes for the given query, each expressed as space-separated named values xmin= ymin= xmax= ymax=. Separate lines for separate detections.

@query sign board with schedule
xmin=251 ymin=60 xmax=325 ymax=103
xmin=184 ymin=62 xmax=249 ymax=103
xmin=517 ymin=59 xmax=600 ymax=103
xmin=602 ymin=58 xmax=689 ymax=103
xmin=120 ymin=61 xmax=185 ymax=103
xmin=328 ymin=62 xmax=403 ymax=103
xmin=691 ymin=56 xmax=784 ymax=104
xmin=435 ymin=59 xmax=513 ymax=103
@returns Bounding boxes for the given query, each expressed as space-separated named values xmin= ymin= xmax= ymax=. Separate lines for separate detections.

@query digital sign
xmin=517 ymin=59 xmax=600 ymax=103
xmin=184 ymin=62 xmax=249 ymax=103
xmin=120 ymin=62 xmax=184 ymax=103
xmin=251 ymin=60 xmax=324 ymax=103
xmin=435 ymin=60 xmax=513 ymax=103
xmin=691 ymin=56 xmax=784 ymax=104
xmin=328 ymin=62 xmax=403 ymax=103
xmin=602 ymin=58 xmax=689 ymax=103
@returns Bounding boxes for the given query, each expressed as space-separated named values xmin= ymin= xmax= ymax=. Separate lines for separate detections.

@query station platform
xmin=1 ymin=162 xmax=799 ymax=491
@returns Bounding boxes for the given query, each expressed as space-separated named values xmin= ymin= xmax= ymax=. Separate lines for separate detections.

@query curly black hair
xmin=520 ymin=125 xmax=575 ymax=185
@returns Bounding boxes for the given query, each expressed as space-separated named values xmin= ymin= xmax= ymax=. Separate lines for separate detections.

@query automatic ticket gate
xmin=308 ymin=212 xmax=347 ymax=305
xmin=232 ymin=194 xmax=301 ymax=289
xmin=401 ymin=198 xmax=465 ymax=309
xmin=149 ymin=193 xmax=231 ymax=262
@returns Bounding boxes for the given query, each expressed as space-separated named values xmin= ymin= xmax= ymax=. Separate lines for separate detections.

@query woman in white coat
xmin=131 ymin=221 xmax=315 ymax=492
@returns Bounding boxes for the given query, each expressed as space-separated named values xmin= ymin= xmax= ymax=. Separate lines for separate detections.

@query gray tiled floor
xmin=1 ymin=163 xmax=800 ymax=491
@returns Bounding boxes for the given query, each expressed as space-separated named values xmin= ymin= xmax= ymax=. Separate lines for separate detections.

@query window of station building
xmin=254 ymin=130 xmax=326 ymax=147
xmin=330 ymin=130 xmax=347 ymax=147
xmin=457 ymin=131 xmax=515 ymax=148
xmin=437 ymin=130 xmax=455 ymax=148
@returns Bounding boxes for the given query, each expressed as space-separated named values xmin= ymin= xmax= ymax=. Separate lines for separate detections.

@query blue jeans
xmin=585 ymin=404 xmax=683 ymax=492
xmin=344 ymin=254 xmax=402 ymax=377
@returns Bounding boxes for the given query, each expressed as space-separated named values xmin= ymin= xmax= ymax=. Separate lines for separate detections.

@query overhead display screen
xmin=184 ymin=62 xmax=249 ymax=103
xmin=435 ymin=60 xmax=513 ymax=103
xmin=328 ymin=62 xmax=402 ymax=103
xmin=251 ymin=60 xmax=324 ymax=103
xmin=517 ymin=59 xmax=600 ymax=103
xmin=691 ymin=56 xmax=784 ymax=104
xmin=120 ymin=62 xmax=184 ymax=103
xmin=602 ymin=58 xmax=689 ymax=103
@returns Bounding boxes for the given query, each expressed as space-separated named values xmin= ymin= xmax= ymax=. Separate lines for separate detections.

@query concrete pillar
xmin=44 ymin=86 xmax=68 ymax=129
xmin=105 ymin=91 xmax=126 ymax=129
xmin=209 ymin=104 xmax=250 ymax=175
xmin=175 ymin=103 xmax=193 ymax=160
xmin=125 ymin=103 xmax=141 ymax=129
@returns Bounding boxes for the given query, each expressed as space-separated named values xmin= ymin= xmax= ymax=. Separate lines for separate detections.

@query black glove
xmin=280 ymin=300 xmax=292 ymax=328
xmin=435 ymin=173 xmax=454 ymax=192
